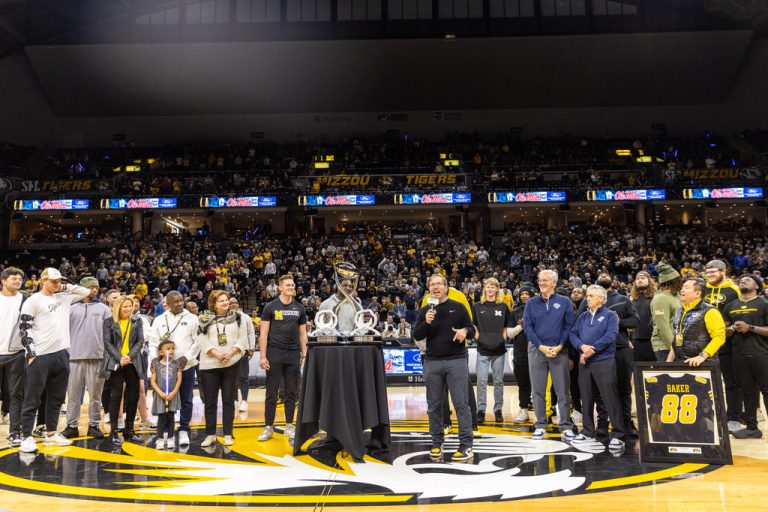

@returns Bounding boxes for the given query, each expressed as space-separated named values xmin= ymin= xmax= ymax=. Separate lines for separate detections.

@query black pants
xmin=201 ymin=364 xmax=239 ymax=435
xmin=264 ymin=347 xmax=300 ymax=426
xmin=579 ymin=358 xmax=625 ymax=440
xmin=733 ymin=352 xmax=768 ymax=430
xmin=719 ymin=351 xmax=744 ymax=422
xmin=238 ymin=356 xmax=250 ymax=401
xmin=108 ymin=364 xmax=140 ymax=435
xmin=513 ymin=359 xmax=532 ymax=409
xmin=157 ymin=411 xmax=175 ymax=437
xmin=21 ymin=350 xmax=70 ymax=437
xmin=633 ymin=339 xmax=656 ymax=362
xmin=597 ymin=347 xmax=634 ymax=428
xmin=0 ymin=351 xmax=25 ymax=433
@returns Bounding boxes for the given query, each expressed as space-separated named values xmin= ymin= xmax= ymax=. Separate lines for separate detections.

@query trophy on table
xmin=308 ymin=261 xmax=380 ymax=342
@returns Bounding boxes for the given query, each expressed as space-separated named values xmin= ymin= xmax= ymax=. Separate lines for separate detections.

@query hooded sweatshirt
xmin=69 ymin=298 xmax=113 ymax=360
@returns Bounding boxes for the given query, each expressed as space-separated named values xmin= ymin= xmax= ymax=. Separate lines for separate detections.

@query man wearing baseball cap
xmin=18 ymin=268 xmax=90 ymax=453
xmin=703 ymin=259 xmax=743 ymax=432
xmin=61 ymin=277 xmax=112 ymax=439
xmin=650 ymin=263 xmax=682 ymax=361
xmin=722 ymin=274 xmax=768 ymax=439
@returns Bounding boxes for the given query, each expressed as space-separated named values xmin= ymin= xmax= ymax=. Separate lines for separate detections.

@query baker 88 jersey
xmin=643 ymin=371 xmax=718 ymax=445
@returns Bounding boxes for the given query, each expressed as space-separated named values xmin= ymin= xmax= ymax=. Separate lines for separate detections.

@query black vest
xmin=672 ymin=300 xmax=717 ymax=360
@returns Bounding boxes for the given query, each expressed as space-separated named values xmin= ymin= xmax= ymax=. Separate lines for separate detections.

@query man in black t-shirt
xmin=723 ymin=274 xmax=768 ymax=439
xmin=413 ymin=274 xmax=476 ymax=462
xmin=258 ymin=274 xmax=308 ymax=443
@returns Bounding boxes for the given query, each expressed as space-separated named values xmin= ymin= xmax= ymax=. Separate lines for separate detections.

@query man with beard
xmin=570 ymin=287 xmax=585 ymax=310
xmin=508 ymin=284 xmax=535 ymax=423
xmin=577 ymin=273 xmax=638 ymax=437
xmin=651 ymin=264 xmax=682 ymax=361
xmin=703 ymin=260 xmax=743 ymax=432
xmin=723 ymin=275 xmax=768 ymax=439
xmin=0 ymin=268 xmax=28 ymax=446
xmin=630 ymin=271 xmax=657 ymax=362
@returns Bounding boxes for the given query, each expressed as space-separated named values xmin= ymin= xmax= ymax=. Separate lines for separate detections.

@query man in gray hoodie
xmin=61 ymin=277 xmax=112 ymax=439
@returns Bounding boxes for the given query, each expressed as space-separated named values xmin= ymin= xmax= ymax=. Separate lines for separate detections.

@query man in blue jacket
xmin=523 ymin=269 xmax=576 ymax=440
xmin=570 ymin=285 xmax=625 ymax=450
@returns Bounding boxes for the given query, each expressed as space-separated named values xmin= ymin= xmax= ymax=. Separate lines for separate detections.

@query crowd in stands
xmin=2 ymin=220 xmax=766 ymax=329
xmin=5 ymin=130 xmax=765 ymax=196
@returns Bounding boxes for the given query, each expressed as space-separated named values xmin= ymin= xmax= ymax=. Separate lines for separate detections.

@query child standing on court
xmin=150 ymin=339 xmax=183 ymax=450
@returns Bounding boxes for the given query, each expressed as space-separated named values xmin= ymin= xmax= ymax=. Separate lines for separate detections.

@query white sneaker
xmin=19 ymin=436 xmax=38 ymax=453
xmin=117 ymin=418 xmax=125 ymax=431
xmin=223 ymin=435 xmax=234 ymax=446
xmin=514 ymin=408 xmax=530 ymax=423
xmin=572 ymin=434 xmax=595 ymax=443
xmin=572 ymin=410 xmax=583 ymax=425
xmin=285 ymin=423 xmax=295 ymax=442
xmin=45 ymin=432 xmax=73 ymax=447
xmin=166 ymin=437 xmax=175 ymax=450
xmin=561 ymin=429 xmax=577 ymax=442
xmin=155 ymin=438 xmax=166 ymax=450
xmin=178 ymin=430 xmax=190 ymax=446
xmin=531 ymin=428 xmax=546 ymax=440
xmin=104 ymin=413 xmax=110 ymax=424
xmin=727 ymin=421 xmax=742 ymax=433
xmin=239 ymin=400 xmax=248 ymax=412
xmin=201 ymin=435 xmax=216 ymax=447
xmin=609 ymin=438 xmax=625 ymax=450
xmin=258 ymin=426 xmax=274 ymax=441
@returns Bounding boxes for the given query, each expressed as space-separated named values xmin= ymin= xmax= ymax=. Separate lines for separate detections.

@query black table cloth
xmin=293 ymin=343 xmax=390 ymax=461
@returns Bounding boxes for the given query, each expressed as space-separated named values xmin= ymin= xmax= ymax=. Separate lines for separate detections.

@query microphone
xmin=427 ymin=297 xmax=439 ymax=312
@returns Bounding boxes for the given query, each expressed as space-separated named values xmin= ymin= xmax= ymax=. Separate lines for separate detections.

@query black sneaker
xmin=451 ymin=445 xmax=474 ymax=462
xmin=8 ymin=432 xmax=22 ymax=447
xmin=733 ymin=428 xmax=762 ymax=439
xmin=87 ymin=425 xmax=105 ymax=439
xmin=429 ymin=444 xmax=443 ymax=461
xmin=495 ymin=412 xmax=504 ymax=423
xmin=477 ymin=411 xmax=485 ymax=425
xmin=60 ymin=426 xmax=80 ymax=439
xmin=109 ymin=432 xmax=122 ymax=445
xmin=123 ymin=432 xmax=143 ymax=444
xmin=32 ymin=425 xmax=47 ymax=438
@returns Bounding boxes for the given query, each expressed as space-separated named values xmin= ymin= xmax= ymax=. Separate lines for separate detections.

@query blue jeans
xmin=476 ymin=353 xmax=505 ymax=413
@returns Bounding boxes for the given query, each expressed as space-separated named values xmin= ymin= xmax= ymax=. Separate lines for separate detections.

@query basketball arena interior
xmin=1 ymin=1 xmax=768 ymax=511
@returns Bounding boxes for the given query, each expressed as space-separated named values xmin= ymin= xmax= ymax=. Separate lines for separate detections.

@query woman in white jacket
xmin=198 ymin=290 xmax=249 ymax=447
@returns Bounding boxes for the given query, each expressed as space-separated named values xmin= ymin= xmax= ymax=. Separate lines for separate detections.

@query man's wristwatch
xmin=698 ymin=351 xmax=709 ymax=360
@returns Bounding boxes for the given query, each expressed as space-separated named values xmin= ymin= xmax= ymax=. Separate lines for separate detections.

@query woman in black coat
xmin=102 ymin=295 xmax=145 ymax=444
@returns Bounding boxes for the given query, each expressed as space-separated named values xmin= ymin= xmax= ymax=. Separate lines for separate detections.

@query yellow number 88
xmin=660 ymin=394 xmax=698 ymax=424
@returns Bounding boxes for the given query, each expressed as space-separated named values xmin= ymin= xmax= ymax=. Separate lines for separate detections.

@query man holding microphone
xmin=413 ymin=274 xmax=476 ymax=462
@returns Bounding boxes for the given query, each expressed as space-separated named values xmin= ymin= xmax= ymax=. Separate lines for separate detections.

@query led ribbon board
xmin=394 ymin=193 xmax=471 ymax=205
xmin=587 ymin=189 xmax=666 ymax=201
xmin=298 ymin=195 xmax=376 ymax=206
xmin=683 ymin=188 xmax=763 ymax=199
xmin=100 ymin=198 xmax=178 ymax=209
xmin=13 ymin=199 xmax=90 ymax=211
xmin=201 ymin=196 xmax=277 ymax=208
xmin=488 ymin=191 xmax=566 ymax=203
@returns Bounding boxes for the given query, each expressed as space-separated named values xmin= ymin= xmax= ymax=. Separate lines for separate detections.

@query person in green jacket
xmin=650 ymin=263 xmax=682 ymax=361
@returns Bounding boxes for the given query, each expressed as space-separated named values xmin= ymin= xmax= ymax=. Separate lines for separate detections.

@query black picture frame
xmin=633 ymin=361 xmax=732 ymax=465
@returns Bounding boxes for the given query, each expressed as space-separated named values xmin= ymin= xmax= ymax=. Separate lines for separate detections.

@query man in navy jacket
xmin=523 ymin=269 xmax=576 ymax=440
xmin=570 ymin=285 xmax=625 ymax=450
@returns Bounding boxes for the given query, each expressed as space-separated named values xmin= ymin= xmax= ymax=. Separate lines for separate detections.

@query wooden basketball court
xmin=1 ymin=386 xmax=766 ymax=511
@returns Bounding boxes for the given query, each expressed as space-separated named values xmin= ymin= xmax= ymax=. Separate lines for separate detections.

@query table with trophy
xmin=293 ymin=262 xmax=391 ymax=461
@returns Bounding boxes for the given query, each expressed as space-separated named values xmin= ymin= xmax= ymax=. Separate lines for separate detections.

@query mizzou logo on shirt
xmin=704 ymin=294 xmax=726 ymax=306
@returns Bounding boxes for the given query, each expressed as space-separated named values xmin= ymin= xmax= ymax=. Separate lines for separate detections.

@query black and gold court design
xmin=0 ymin=421 xmax=719 ymax=507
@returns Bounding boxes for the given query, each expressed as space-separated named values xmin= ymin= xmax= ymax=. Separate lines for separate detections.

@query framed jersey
xmin=633 ymin=361 xmax=732 ymax=464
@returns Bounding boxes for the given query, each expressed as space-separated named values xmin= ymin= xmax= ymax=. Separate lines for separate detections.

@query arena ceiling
xmin=24 ymin=30 xmax=754 ymax=116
